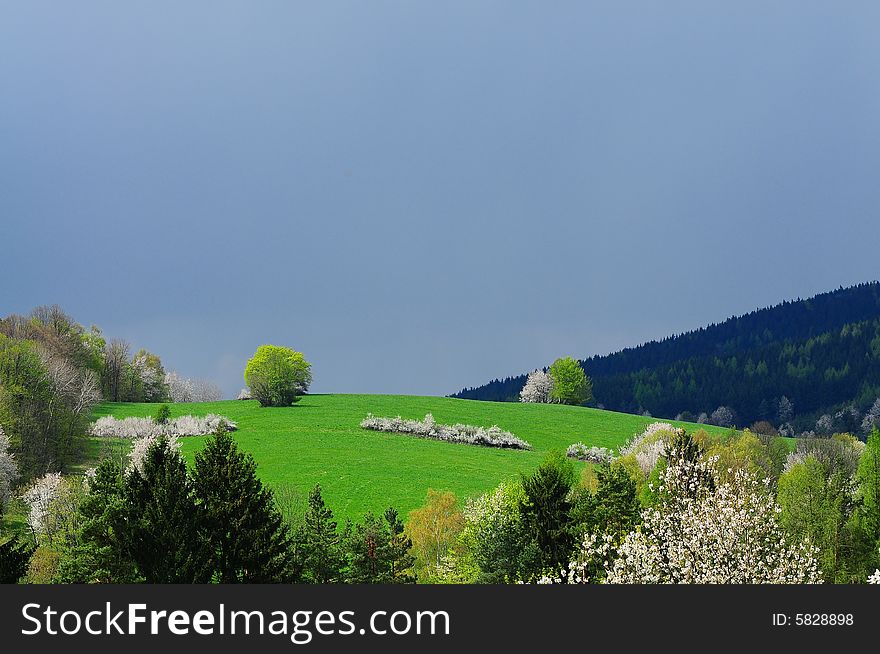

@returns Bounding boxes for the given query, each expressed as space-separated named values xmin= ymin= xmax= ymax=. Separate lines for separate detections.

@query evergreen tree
xmin=591 ymin=464 xmax=642 ymax=537
xmin=192 ymin=428 xmax=295 ymax=582
xmin=122 ymin=437 xmax=211 ymax=583
xmin=0 ymin=534 xmax=33 ymax=584
xmin=519 ymin=452 xmax=576 ymax=577
xmin=344 ymin=508 xmax=415 ymax=583
xmin=293 ymin=484 xmax=346 ymax=583
xmin=55 ymin=459 xmax=140 ymax=583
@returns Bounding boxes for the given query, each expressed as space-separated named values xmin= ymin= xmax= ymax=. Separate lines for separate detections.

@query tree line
xmin=454 ymin=282 xmax=880 ymax=431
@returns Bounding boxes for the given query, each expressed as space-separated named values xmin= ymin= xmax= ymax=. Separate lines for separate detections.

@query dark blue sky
xmin=2 ymin=2 xmax=879 ymax=397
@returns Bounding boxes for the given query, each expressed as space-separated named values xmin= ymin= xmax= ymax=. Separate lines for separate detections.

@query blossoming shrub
xmin=360 ymin=413 xmax=531 ymax=450
xmin=618 ymin=422 xmax=680 ymax=476
xmin=556 ymin=441 xmax=822 ymax=584
xmin=566 ymin=443 xmax=614 ymax=465
xmin=90 ymin=414 xmax=237 ymax=439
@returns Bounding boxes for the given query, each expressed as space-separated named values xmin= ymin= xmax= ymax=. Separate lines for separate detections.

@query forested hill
xmin=452 ymin=282 xmax=880 ymax=429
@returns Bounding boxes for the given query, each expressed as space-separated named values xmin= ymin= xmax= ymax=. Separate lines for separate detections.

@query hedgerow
xmin=360 ymin=413 xmax=531 ymax=450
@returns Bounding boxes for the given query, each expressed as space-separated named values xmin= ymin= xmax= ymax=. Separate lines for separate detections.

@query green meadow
xmin=90 ymin=394 xmax=733 ymax=520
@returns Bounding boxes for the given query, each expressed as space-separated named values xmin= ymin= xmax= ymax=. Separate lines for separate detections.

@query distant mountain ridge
xmin=452 ymin=282 xmax=880 ymax=430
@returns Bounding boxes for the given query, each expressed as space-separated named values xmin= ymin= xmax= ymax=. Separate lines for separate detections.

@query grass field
xmin=89 ymin=394 xmax=733 ymax=521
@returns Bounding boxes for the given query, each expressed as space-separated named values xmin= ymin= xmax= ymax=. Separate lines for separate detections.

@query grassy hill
xmin=91 ymin=394 xmax=732 ymax=520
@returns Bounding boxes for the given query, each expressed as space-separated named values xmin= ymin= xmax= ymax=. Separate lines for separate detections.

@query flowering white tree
xmin=22 ymin=472 xmax=64 ymax=541
xmin=519 ymin=370 xmax=554 ymax=403
xmin=165 ymin=371 xmax=223 ymax=402
xmin=709 ymin=405 xmax=737 ymax=428
xmin=0 ymin=426 xmax=19 ymax=513
xmin=862 ymin=398 xmax=880 ymax=436
xmin=164 ymin=371 xmax=194 ymax=402
xmin=559 ymin=447 xmax=822 ymax=584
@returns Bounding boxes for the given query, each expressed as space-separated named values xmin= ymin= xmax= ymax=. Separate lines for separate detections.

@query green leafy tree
xmin=858 ymin=427 xmax=880 ymax=542
xmin=0 ymin=535 xmax=34 ymax=584
xmin=406 ymin=489 xmax=465 ymax=577
xmin=519 ymin=452 xmax=577 ymax=578
xmin=344 ymin=508 xmax=415 ymax=583
xmin=244 ymin=345 xmax=313 ymax=407
xmin=548 ymin=357 xmax=593 ymax=405
xmin=121 ymin=437 xmax=212 ymax=583
xmin=54 ymin=459 xmax=140 ymax=583
xmin=192 ymin=428 xmax=295 ymax=582
xmin=293 ymin=484 xmax=346 ymax=583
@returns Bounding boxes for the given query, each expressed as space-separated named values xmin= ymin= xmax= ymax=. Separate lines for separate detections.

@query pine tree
xmin=192 ymin=428 xmax=295 ymax=582
xmin=294 ymin=484 xmax=346 ymax=583
xmin=122 ymin=437 xmax=211 ymax=583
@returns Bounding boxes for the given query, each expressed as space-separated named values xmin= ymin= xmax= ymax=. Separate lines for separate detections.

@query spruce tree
xmin=294 ymin=484 xmax=346 ymax=583
xmin=519 ymin=452 xmax=576 ymax=577
xmin=122 ymin=437 xmax=211 ymax=583
xmin=55 ymin=459 xmax=140 ymax=583
xmin=192 ymin=428 xmax=295 ymax=582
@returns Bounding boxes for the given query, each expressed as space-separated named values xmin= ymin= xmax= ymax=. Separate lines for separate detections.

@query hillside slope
xmin=93 ymin=395 xmax=730 ymax=520
xmin=453 ymin=282 xmax=880 ymax=429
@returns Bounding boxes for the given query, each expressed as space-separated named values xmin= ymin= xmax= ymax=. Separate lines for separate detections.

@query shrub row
xmin=360 ymin=413 xmax=532 ymax=450
xmin=90 ymin=414 xmax=237 ymax=439
xmin=565 ymin=443 xmax=614 ymax=465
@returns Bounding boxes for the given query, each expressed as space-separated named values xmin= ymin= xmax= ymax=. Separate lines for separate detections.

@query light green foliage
xmin=244 ymin=345 xmax=312 ymax=407
xmin=858 ymin=427 xmax=880 ymax=541
xmin=778 ymin=456 xmax=844 ymax=582
xmin=548 ymin=357 xmax=593 ymax=405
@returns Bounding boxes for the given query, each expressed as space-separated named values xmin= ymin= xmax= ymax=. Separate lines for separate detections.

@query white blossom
xmin=561 ymin=450 xmax=822 ymax=584
xmin=22 ymin=472 xmax=64 ymax=538
xmin=519 ymin=370 xmax=554 ymax=403
xmin=90 ymin=414 xmax=237 ymax=439
xmin=566 ymin=443 xmax=614 ymax=465
xmin=360 ymin=413 xmax=531 ymax=450
xmin=0 ymin=425 xmax=19 ymax=511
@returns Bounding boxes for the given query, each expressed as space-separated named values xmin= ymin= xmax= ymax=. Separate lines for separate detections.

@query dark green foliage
xmin=54 ymin=459 xmax=140 ymax=583
xmin=518 ymin=452 xmax=576 ymax=578
xmin=344 ymin=508 xmax=415 ymax=583
xmin=0 ymin=534 xmax=34 ymax=584
xmin=591 ymin=464 xmax=642 ymax=537
xmin=454 ymin=282 xmax=880 ymax=427
xmin=154 ymin=404 xmax=171 ymax=425
xmin=293 ymin=484 xmax=346 ymax=583
xmin=192 ymin=429 xmax=295 ymax=582
xmin=121 ymin=438 xmax=212 ymax=583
